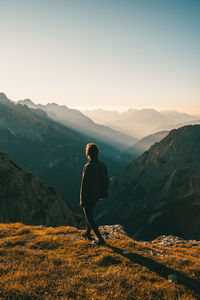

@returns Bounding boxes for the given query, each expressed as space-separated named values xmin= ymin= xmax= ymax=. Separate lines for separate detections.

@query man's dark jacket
xmin=80 ymin=158 xmax=109 ymax=207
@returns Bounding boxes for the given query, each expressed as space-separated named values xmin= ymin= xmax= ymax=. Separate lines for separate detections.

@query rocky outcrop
xmin=0 ymin=152 xmax=76 ymax=226
xmin=99 ymin=224 xmax=127 ymax=236
xmin=146 ymin=235 xmax=200 ymax=247
xmin=103 ymin=125 xmax=200 ymax=240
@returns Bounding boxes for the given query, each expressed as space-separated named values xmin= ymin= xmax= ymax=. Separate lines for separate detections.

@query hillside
xmin=0 ymin=223 xmax=199 ymax=299
xmin=121 ymin=131 xmax=169 ymax=163
xmin=102 ymin=125 xmax=200 ymax=240
xmin=0 ymin=152 xmax=76 ymax=226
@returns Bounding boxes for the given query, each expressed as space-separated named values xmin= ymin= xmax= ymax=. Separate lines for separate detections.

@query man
xmin=80 ymin=143 xmax=109 ymax=245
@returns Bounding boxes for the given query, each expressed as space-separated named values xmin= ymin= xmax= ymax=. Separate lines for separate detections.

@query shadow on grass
xmin=107 ymin=244 xmax=200 ymax=296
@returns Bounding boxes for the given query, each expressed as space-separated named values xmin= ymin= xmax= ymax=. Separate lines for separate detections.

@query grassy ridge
xmin=0 ymin=223 xmax=199 ymax=299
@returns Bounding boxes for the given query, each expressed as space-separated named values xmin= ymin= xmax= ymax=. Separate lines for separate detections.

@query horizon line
xmin=1 ymin=92 xmax=200 ymax=116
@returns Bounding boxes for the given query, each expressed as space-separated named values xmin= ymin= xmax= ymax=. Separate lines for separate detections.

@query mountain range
xmin=0 ymin=93 xmax=131 ymax=211
xmin=1 ymin=92 xmax=200 ymax=242
xmin=0 ymin=93 xmax=88 ymax=210
xmin=84 ymin=108 xmax=200 ymax=138
xmin=100 ymin=125 xmax=200 ymax=241
xmin=18 ymin=99 xmax=137 ymax=154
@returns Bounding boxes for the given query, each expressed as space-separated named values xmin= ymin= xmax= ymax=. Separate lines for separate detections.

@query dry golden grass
xmin=0 ymin=223 xmax=199 ymax=299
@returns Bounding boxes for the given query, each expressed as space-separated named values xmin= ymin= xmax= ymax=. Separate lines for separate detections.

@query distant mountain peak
xmin=46 ymin=102 xmax=69 ymax=109
xmin=46 ymin=102 xmax=59 ymax=107
xmin=0 ymin=92 xmax=11 ymax=104
xmin=21 ymin=99 xmax=35 ymax=105
xmin=0 ymin=92 xmax=7 ymax=98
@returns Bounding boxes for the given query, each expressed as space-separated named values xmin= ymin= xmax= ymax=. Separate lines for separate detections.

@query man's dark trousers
xmin=83 ymin=201 xmax=103 ymax=240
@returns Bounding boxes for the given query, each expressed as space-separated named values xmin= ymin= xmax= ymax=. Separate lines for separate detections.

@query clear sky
xmin=0 ymin=0 xmax=199 ymax=112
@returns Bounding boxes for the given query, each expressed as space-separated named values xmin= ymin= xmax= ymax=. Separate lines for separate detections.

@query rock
xmin=168 ymin=274 xmax=177 ymax=283
xmin=152 ymin=235 xmax=200 ymax=247
xmin=122 ymin=250 xmax=131 ymax=255
xmin=99 ymin=224 xmax=127 ymax=236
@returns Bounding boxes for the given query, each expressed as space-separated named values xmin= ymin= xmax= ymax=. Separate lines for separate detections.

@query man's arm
xmin=102 ymin=163 xmax=109 ymax=187
xmin=80 ymin=165 xmax=90 ymax=207
xmin=99 ymin=163 xmax=109 ymax=199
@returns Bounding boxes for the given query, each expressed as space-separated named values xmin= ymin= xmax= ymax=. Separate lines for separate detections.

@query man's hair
xmin=85 ymin=143 xmax=100 ymax=159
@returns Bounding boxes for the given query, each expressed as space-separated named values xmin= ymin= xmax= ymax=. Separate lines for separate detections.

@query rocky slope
xmin=0 ymin=152 xmax=75 ymax=226
xmin=102 ymin=125 xmax=200 ymax=240
xmin=0 ymin=223 xmax=199 ymax=299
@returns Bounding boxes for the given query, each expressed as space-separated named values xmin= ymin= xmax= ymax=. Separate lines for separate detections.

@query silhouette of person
xmin=80 ymin=143 xmax=109 ymax=245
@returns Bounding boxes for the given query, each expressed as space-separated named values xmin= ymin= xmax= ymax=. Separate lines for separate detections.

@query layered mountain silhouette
xmin=0 ymin=93 xmax=129 ymax=210
xmin=101 ymin=125 xmax=200 ymax=240
xmin=0 ymin=93 xmax=88 ymax=210
xmin=84 ymin=108 xmax=199 ymax=138
xmin=0 ymin=152 xmax=75 ymax=226
xmin=84 ymin=109 xmax=120 ymax=124
xmin=18 ymin=99 xmax=137 ymax=154
xmin=2 ymin=92 xmax=200 ymax=241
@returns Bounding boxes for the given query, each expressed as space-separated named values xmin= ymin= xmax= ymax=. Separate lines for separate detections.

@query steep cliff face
xmin=0 ymin=152 xmax=76 ymax=226
xmin=105 ymin=125 xmax=200 ymax=240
